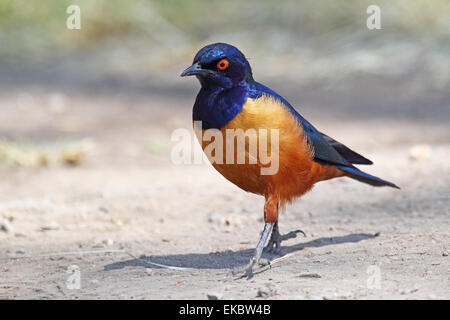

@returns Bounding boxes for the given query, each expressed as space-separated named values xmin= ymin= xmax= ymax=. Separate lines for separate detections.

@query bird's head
xmin=181 ymin=43 xmax=252 ymax=89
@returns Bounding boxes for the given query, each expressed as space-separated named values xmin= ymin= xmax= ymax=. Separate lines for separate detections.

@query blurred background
xmin=0 ymin=0 xmax=449 ymax=299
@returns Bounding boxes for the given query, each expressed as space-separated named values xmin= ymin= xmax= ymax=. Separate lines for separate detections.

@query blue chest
xmin=192 ymin=86 xmax=249 ymax=129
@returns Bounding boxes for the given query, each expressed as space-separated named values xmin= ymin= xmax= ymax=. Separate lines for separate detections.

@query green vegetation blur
xmin=1 ymin=0 xmax=448 ymax=68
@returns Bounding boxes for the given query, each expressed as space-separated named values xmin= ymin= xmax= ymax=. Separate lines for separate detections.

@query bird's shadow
xmin=104 ymin=233 xmax=378 ymax=271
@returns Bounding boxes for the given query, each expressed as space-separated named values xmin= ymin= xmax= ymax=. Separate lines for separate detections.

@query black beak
xmin=180 ymin=62 xmax=206 ymax=77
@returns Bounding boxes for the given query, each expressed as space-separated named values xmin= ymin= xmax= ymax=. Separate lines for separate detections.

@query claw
xmin=282 ymin=229 xmax=306 ymax=240
xmin=231 ymin=222 xmax=274 ymax=278
xmin=231 ymin=210 xmax=306 ymax=278
xmin=264 ymin=221 xmax=306 ymax=254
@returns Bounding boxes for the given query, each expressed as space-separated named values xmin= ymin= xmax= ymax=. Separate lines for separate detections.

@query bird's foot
xmin=231 ymin=255 xmax=271 ymax=278
xmin=264 ymin=226 xmax=306 ymax=254
xmin=230 ymin=222 xmax=274 ymax=278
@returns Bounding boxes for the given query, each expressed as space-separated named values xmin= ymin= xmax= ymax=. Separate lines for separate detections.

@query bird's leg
xmin=264 ymin=202 xmax=306 ymax=254
xmin=232 ymin=222 xmax=273 ymax=278
xmin=264 ymin=220 xmax=282 ymax=253
xmin=232 ymin=195 xmax=278 ymax=278
xmin=264 ymin=220 xmax=306 ymax=254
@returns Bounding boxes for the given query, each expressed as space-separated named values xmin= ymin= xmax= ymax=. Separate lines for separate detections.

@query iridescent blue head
xmin=181 ymin=43 xmax=259 ymax=129
xmin=181 ymin=43 xmax=253 ymax=89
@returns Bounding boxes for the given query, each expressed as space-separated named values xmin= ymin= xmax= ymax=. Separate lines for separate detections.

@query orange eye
xmin=217 ymin=59 xmax=229 ymax=70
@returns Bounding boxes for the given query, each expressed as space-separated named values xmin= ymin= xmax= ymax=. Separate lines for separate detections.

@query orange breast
xmin=194 ymin=96 xmax=343 ymax=206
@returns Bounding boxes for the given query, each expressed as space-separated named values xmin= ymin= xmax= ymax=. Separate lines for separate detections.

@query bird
xmin=181 ymin=43 xmax=399 ymax=277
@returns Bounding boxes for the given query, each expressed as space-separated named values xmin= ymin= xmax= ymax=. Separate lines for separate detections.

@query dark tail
xmin=337 ymin=165 xmax=400 ymax=189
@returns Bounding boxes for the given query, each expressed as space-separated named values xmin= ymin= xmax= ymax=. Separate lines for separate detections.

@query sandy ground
xmin=0 ymin=71 xmax=449 ymax=299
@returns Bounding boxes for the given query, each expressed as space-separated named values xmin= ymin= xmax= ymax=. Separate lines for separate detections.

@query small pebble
xmin=208 ymin=213 xmax=225 ymax=223
xmin=256 ymin=285 xmax=277 ymax=298
xmin=40 ymin=222 xmax=60 ymax=231
xmin=207 ymin=292 xmax=223 ymax=300
xmin=409 ymin=144 xmax=431 ymax=161
xmin=299 ymin=273 xmax=321 ymax=278
xmin=99 ymin=206 xmax=109 ymax=213
xmin=0 ymin=219 xmax=14 ymax=233
xmin=256 ymin=289 xmax=269 ymax=298
xmin=104 ymin=239 xmax=114 ymax=246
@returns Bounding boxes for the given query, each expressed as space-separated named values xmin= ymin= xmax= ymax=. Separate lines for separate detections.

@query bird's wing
xmin=320 ymin=133 xmax=372 ymax=165
xmin=248 ymin=82 xmax=372 ymax=167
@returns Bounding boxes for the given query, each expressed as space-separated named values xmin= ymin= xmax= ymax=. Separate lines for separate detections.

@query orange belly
xmin=194 ymin=96 xmax=344 ymax=206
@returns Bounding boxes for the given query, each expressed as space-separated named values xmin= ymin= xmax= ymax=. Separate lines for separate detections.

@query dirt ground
xmin=0 ymin=70 xmax=449 ymax=299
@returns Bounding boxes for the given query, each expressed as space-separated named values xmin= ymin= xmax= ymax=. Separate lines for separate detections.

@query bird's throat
xmin=193 ymin=85 xmax=248 ymax=129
